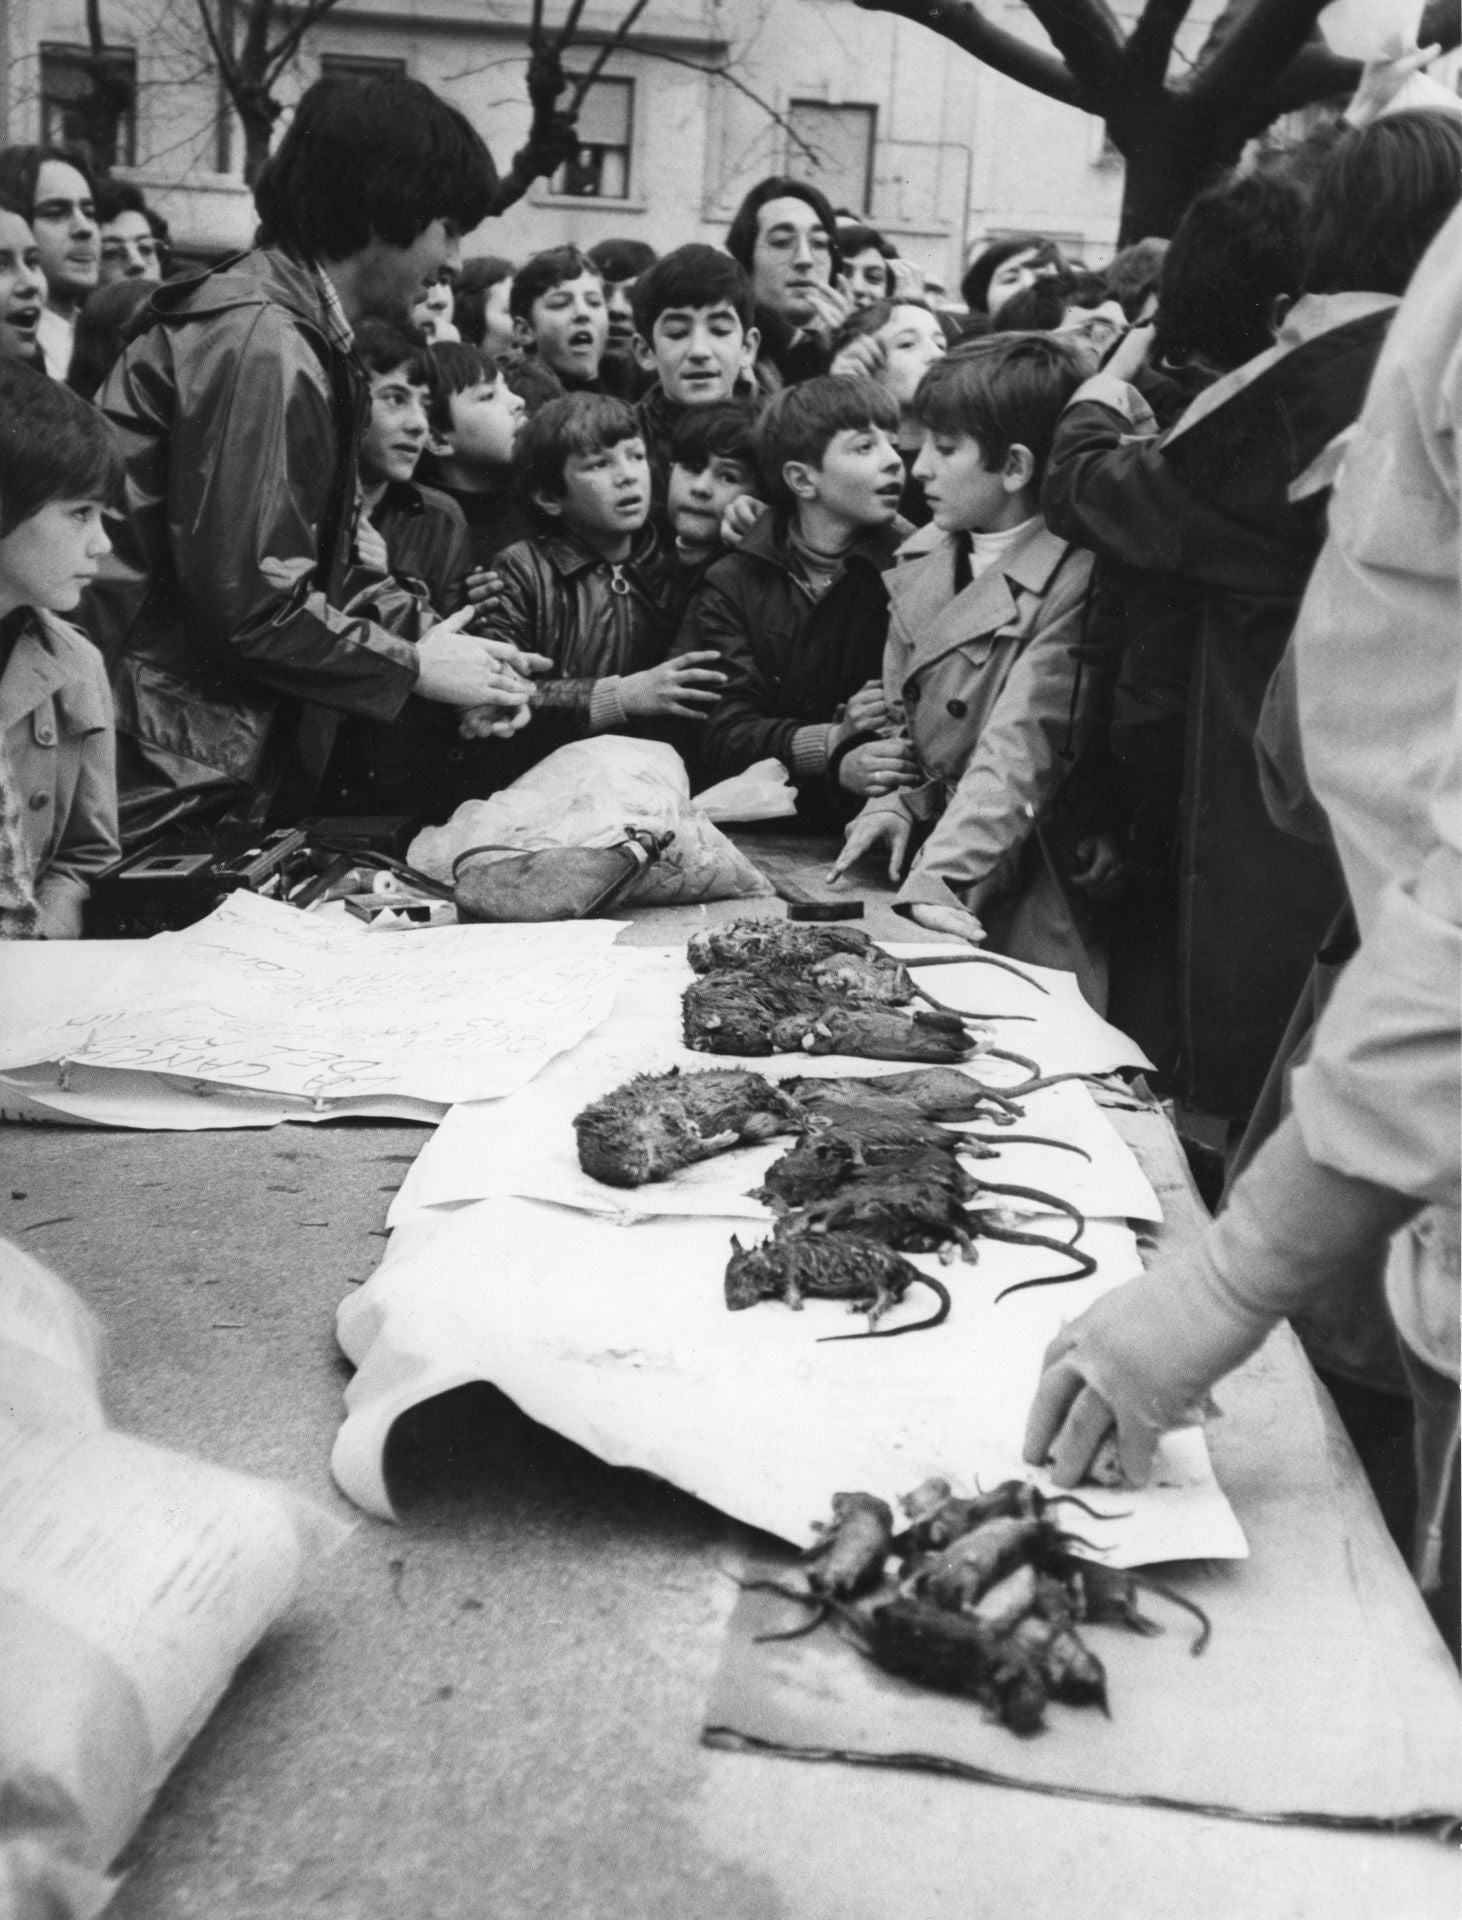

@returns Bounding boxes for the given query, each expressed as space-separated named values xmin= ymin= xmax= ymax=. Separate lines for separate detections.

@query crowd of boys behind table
xmin=0 ymin=64 xmax=1456 ymax=1655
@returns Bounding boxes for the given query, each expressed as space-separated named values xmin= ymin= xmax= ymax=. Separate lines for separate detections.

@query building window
xmin=786 ymin=102 xmax=876 ymax=216
xmin=39 ymin=43 xmax=138 ymax=169
xmin=319 ymin=54 xmax=409 ymax=83
xmin=552 ymin=77 xmax=633 ymax=199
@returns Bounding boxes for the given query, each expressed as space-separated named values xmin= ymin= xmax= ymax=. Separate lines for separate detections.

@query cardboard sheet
xmin=386 ymin=950 xmax=1161 ymax=1228
xmin=332 ymin=1192 xmax=1244 ymax=1566
xmin=704 ymin=1324 xmax=1462 ymax=1833
xmin=0 ymin=897 xmax=625 ymax=1125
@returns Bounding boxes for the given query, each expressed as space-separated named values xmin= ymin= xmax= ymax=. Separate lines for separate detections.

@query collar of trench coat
xmin=887 ymin=517 xmax=1076 ymax=675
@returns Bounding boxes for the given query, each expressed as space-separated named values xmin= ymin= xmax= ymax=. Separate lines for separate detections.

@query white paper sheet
xmin=332 ymin=1194 xmax=1245 ymax=1567
xmin=386 ymin=958 xmax=1160 ymax=1228
xmin=0 ymin=895 xmax=627 ymax=1121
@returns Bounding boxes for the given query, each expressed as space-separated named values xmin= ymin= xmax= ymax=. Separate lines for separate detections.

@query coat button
xmin=34 ymin=725 xmax=55 ymax=746
xmin=946 ymin=698 xmax=968 ymax=718
xmin=29 ymin=792 xmax=49 ymax=810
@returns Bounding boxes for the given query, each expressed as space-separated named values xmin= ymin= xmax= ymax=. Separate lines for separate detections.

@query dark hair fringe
xmin=587 ymin=237 xmax=658 ymax=283
xmin=830 ymin=294 xmax=935 ymax=357
xmin=252 ymin=75 xmax=495 ymax=260
xmin=1152 ymin=169 xmax=1304 ymax=371
xmin=1304 ymin=110 xmax=1462 ymax=299
xmin=513 ymin=391 xmax=642 ymax=501
xmin=755 ymin=374 xmax=898 ymax=511
xmin=631 ymin=244 xmax=754 ymax=340
xmin=667 ymin=399 xmax=760 ymax=476
xmin=959 ymin=234 xmax=1065 ymax=314
xmin=509 ymin=246 xmax=601 ymax=325
xmin=425 ymin=340 xmax=501 ymax=435
xmin=910 ymin=333 xmax=1085 ymax=486
xmin=0 ymin=361 xmax=123 ymax=536
xmin=355 ymin=319 xmax=437 ymax=390
xmin=0 ymin=144 xmax=97 ymax=220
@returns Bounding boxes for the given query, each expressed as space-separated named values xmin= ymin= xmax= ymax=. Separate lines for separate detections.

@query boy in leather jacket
xmin=675 ymin=375 xmax=915 ymax=825
xmin=457 ymin=393 xmax=726 ymax=785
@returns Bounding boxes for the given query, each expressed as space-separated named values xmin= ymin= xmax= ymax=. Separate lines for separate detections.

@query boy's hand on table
xmin=620 ymin=652 xmax=727 ymax=719
xmin=828 ymin=807 xmax=912 ymax=885
xmin=841 ymin=679 xmax=891 ymax=735
xmin=907 ymin=901 xmax=986 ymax=946
xmin=836 ymin=737 xmax=918 ymax=796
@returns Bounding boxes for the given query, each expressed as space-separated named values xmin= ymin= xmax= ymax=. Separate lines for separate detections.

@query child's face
xmin=0 ymin=499 xmax=111 ymax=613
xmin=0 ymin=212 xmax=45 ymax=361
xmin=603 ymin=276 xmax=638 ymax=352
xmin=875 ymin=306 xmax=946 ymax=411
xmin=529 ymin=272 xmax=608 ymax=383
xmin=794 ymin=425 xmax=904 ymax=530
xmin=359 ymin=363 xmax=431 ymax=486
xmin=442 ymin=372 xmax=526 ymax=472
xmin=986 ymin=247 xmax=1058 ymax=318
xmin=912 ymin=429 xmax=1020 ymax=532
xmin=639 ymin=301 xmax=753 ymax=406
xmin=411 ymin=269 xmax=457 ymax=342
xmin=546 ymin=437 xmax=651 ymax=544
xmin=843 ymin=246 xmax=890 ymax=310
xmin=667 ymin=454 xmax=758 ymax=548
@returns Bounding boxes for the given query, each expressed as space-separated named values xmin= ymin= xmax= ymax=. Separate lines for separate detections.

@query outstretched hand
xmin=620 ymin=651 xmax=728 ymax=720
xmin=827 ymin=806 xmax=912 ymax=885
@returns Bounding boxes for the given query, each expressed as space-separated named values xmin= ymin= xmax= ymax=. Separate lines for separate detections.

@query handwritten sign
xmin=0 ymin=895 xmax=626 ymax=1110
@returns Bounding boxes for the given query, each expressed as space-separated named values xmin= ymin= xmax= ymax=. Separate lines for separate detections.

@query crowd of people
xmin=0 ymin=60 xmax=1457 ymax=1643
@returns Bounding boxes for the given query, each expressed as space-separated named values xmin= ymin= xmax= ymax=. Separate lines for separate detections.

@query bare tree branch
xmin=193 ymin=0 xmax=232 ymax=80
xmin=852 ymin=0 xmax=1088 ymax=107
xmin=1020 ymin=0 xmax=1125 ymax=95
xmin=1122 ymin=0 xmax=1195 ymax=90
xmin=264 ymin=0 xmax=347 ymax=87
xmin=1252 ymin=40 xmax=1358 ymax=116
xmin=554 ymin=0 xmax=594 ymax=56
xmin=1186 ymin=0 xmax=1334 ymax=107
xmin=633 ymin=46 xmax=824 ymax=166
xmin=567 ymin=0 xmax=655 ymax=108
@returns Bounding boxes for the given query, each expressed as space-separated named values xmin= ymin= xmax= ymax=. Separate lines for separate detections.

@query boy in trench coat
xmin=830 ymin=335 xmax=1098 ymax=992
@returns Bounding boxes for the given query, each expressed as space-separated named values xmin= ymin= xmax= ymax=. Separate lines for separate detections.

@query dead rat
xmin=724 ymin=1231 xmax=952 ymax=1340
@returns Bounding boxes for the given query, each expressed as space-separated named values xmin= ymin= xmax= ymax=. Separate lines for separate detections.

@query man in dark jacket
xmin=1041 ymin=109 xmax=1462 ymax=1121
xmin=84 ymin=74 xmax=535 ymax=845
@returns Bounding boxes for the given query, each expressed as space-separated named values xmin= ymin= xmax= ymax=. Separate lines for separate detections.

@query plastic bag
xmin=0 ymin=1242 xmax=348 ymax=1918
xmin=409 ymin=738 xmax=771 ymax=909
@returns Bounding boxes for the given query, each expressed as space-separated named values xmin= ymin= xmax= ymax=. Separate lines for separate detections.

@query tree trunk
xmin=239 ymin=91 xmax=280 ymax=184
xmin=1109 ymin=97 xmax=1244 ymax=242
